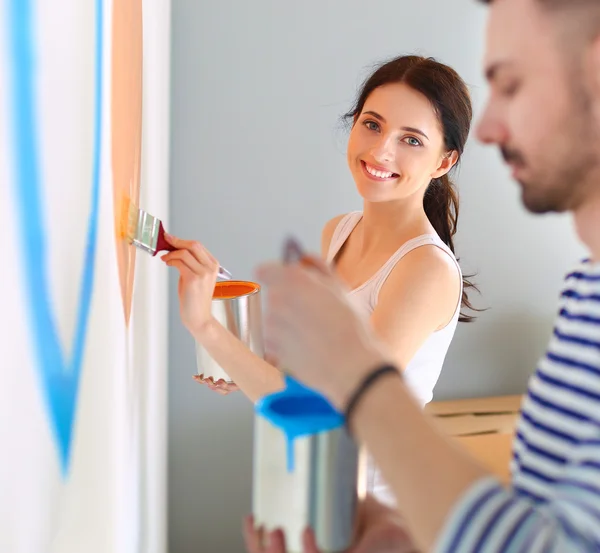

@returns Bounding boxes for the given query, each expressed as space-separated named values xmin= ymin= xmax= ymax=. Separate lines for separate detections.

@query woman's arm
xmin=321 ymin=216 xmax=460 ymax=373
xmin=162 ymin=233 xmax=284 ymax=402
xmin=193 ymin=318 xmax=284 ymax=402
xmin=164 ymin=216 xmax=347 ymax=402
xmin=369 ymin=246 xmax=460 ymax=370
xmin=164 ymin=216 xmax=348 ymax=403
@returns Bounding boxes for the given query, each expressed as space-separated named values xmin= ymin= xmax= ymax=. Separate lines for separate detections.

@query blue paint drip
xmin=6 ymin=0 xmax=103 ymax=474
xmin=255 ymin=376 xmax=343 ymax=472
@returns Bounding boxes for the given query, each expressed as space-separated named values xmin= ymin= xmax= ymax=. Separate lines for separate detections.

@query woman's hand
xmin=192 ymin=374 xmax=240 ymax=395
xmin=243 ymin=496 xmax=419 ymax=553
xmin=161 ymin=234 xmax=220 ymax=338
xmin=191 ymin=349 xmax=282 ymax=396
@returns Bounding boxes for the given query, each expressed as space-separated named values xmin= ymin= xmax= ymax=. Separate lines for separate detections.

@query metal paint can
xmin=195 ymin=280 xmax=264 ymax=383
xmin=252 ymin=383 xmax=365 ymax=553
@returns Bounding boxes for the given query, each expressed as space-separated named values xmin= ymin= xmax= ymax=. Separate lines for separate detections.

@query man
xmin=246 ymin=0 xmax=600 ymax=551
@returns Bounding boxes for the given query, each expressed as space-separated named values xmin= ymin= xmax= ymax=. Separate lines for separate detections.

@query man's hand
xmin=256 ymin=258 xmax=389 ymax=411
xmin=348 ymin=496 xmax=420 ymax=553
xmin=243 ymin=495 xmax=420 ymax=553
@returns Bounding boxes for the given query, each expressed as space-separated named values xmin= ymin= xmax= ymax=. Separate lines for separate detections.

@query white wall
xmin=169 ymin=1 xmax=587 ymax=551
xmin=135 ymin=1 xmax=171 ymax=551
xmin=0 ymin=1 xmax=170 ymax=552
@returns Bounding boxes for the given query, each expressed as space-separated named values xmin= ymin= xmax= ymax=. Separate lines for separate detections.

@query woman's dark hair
xmin=344 ymin=55 xmax=480 ymax=322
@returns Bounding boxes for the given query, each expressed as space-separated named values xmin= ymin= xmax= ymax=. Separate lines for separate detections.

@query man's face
xmin=477 ymin=0 xmax=600 ymax=214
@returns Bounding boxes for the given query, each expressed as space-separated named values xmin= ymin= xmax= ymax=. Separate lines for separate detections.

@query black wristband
xmin=344 ymin=364 xmax=400 ymax=431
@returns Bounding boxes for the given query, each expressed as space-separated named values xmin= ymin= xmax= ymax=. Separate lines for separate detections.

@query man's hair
xmin=479 ymin=0 xmax=597 ymax=6
xmin=478 ymin=0 xmax=600 ymax=39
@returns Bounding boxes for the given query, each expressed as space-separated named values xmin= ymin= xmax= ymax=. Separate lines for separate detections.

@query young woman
xmin=163 ymin=54 xmax=477 ymax=505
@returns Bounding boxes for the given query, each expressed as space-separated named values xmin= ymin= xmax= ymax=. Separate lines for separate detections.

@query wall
xmin=0 ymin=1 xmax=170 ymax=552
xmin=169 ymin=1 xmax=586 ymax=551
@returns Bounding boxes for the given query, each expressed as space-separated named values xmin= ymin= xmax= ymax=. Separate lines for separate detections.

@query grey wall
xmin=169 ymin=1 xmax=587 ymax=551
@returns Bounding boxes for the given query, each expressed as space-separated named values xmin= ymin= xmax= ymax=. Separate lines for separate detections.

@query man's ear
xmin=585 ymin=33 xmax=600 ymax=119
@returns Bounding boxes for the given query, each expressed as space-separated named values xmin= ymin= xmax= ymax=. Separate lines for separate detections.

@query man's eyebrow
xmin=485 ymin=60 xmax=514 ymax=82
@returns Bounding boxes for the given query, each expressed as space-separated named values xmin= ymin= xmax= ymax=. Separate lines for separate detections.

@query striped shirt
xmin=436 ymin=260 xmax=600 ymax=552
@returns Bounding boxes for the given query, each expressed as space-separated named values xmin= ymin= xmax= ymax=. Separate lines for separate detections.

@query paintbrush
xmin=282 ymin=236 xmax=322 ymax=270
xmin=124 ymin=200 xmax=233 ymax=280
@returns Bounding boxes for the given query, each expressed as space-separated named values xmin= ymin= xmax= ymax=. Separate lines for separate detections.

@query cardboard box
xmin=425 ymin=395 xmax=523 ymax=483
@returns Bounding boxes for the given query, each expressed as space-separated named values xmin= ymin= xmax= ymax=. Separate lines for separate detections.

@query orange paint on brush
xmin=213 ymin=281 xmax=260 ymax=300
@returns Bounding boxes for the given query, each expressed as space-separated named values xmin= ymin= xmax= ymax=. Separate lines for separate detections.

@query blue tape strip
xmin=6 ymin=0 xmax=103 ymax=475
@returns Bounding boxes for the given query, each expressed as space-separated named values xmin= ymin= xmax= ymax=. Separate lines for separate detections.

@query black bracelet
xmin=344 ymin=364 xmax=400 ymax=431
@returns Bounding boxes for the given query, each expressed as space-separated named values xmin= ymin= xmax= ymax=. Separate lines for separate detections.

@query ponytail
xmin=424 ymin=175 xmax=480 ymax=323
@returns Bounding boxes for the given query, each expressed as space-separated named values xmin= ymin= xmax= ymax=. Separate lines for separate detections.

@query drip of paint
xmin=255 ymin=376 xmax=343 ymax=472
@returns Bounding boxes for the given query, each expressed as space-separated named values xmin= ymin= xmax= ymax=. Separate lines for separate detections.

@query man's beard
xmin=504 ymin=87 xmax=599 ymax=215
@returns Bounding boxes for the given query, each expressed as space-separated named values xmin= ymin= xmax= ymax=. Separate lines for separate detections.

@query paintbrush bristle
xmin=119 ymin=196 xmax=159 ymax=254
xmin=125 ymin=199 xmax=139 ymax=239
xmin=129 ymin=208 xmax=161 ymax=254
xmin=115 ymin=196 xmax=134 ymax=240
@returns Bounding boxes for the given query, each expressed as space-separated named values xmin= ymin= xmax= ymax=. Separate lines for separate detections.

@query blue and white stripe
xmin=436 ymin=260 xmax=600 ymax=552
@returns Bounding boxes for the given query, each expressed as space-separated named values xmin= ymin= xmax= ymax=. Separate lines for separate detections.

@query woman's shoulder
xmin=320 ymin=213 xmax=354 ymax=257
xmin=322 ymin=213 xmax=347 ymax=236
xmin=380 ymin=241 xmax=461 ymax=304
xmin=403 ymin=242 xmax=458 ymax=277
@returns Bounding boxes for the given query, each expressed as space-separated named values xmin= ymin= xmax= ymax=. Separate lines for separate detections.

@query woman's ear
xmin=431 ymin=150 xmax=459 ymax=179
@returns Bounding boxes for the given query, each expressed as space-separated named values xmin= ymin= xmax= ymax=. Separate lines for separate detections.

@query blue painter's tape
xmin=255 ymin=376 xmax=343 ymax=472
xmin=6 ymin=0 xmax=103 ymax=474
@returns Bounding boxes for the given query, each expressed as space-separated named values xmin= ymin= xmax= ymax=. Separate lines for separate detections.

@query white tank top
xmin=326 ymin=212 xmax=463 ymax=505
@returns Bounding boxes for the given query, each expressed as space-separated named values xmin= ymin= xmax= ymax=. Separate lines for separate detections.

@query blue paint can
xmin=252 ymin=376 xmax=362 ymax=553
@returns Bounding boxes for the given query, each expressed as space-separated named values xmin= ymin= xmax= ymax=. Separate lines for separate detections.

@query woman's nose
xmin=370 ymin=134 xmax=395 ymax=163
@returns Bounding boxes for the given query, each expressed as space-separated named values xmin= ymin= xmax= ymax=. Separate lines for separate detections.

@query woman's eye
xmin=363 ymin=120 xmax=380 ymax=132
xmin=404 ymin=136 xmax=422 ymax=147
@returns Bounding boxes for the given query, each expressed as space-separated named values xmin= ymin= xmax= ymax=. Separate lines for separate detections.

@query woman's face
xmin=347 ymin=82 xmax=456 ymax=204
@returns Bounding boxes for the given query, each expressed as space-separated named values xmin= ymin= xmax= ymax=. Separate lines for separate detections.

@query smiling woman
xmin=167 ymin=55 xmax=481 ymax=515
xmin=319 ymin=54 xmax=479 ymax=507
xmin=342 ymin=56 xmax=475 ymax=287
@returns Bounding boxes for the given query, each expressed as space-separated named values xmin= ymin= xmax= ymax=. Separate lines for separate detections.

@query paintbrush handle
xmin=155 ymin=222 xmax=232 ymax=280
xmin=217 ymin=266 xmax=233 ymax=280
xmin=283 ymin=236 xmax=323 ymax=271
xmin=155 ymin=221 xmax=175 ymax=254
